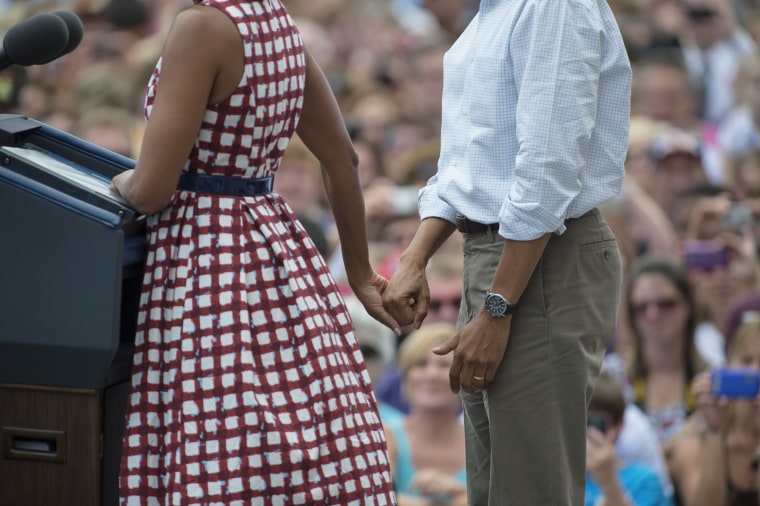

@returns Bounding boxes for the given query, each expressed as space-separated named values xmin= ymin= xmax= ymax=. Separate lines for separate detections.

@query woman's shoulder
xmin=167 ymin=4 xmax=242 ymax=56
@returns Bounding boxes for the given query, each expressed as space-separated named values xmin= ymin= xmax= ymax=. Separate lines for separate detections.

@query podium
xmin=0 ymin=115 xmax=144 ymax=506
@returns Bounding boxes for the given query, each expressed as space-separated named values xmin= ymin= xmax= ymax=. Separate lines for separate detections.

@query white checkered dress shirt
xmin=418 ymin=0 xmax=632 ymax=240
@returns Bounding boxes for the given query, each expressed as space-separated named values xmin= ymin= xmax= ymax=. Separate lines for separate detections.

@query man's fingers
xmin=412 ymin=296 xmax=429 ymax=329
xmin=433 ymin=335 xmax=458 ymax=355
xmin=383 ymin=297 xmax=415 ymax=327
xmin=448 ymin=356 xmax=463 ymax=393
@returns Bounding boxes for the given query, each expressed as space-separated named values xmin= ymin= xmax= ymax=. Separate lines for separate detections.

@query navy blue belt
xmin=177 ymin=172 xmax=274 ymax=197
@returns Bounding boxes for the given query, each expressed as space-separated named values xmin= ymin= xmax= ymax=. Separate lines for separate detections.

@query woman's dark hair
xmin=625 ymin=256 xmax=704 ymax=381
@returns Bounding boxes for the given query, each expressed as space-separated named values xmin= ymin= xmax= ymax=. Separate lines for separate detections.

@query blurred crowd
xmin=5 ymin=0 xmax=760 ymax=504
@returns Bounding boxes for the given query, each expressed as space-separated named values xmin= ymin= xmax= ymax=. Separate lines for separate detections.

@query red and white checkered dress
xmin=119 ymin=1 xmax=395 ymax=504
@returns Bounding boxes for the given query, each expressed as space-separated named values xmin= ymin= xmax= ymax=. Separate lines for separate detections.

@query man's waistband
xmin=455 ymin=209 xmax=598 ymax=235
xmin=455 ymin=214 xmax=499 ymax=235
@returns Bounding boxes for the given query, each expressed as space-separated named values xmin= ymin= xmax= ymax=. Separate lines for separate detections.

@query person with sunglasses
xmin=624 ymin=257 xmax=709 ymax=447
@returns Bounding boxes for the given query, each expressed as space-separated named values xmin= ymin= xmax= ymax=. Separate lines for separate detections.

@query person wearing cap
xmin=647 ymin=127 xmax=710 ymax=219
xmin=381 ymin=0 xmax=631 ymax=503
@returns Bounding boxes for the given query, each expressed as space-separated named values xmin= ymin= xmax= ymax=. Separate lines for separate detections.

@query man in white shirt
xmin=382 ymin=0 xmax=632 ymax=504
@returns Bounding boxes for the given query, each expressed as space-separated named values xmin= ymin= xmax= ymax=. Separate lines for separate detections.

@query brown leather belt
xmin=455 ymin=208 xmax=598 ymax=235
xmin=455 ymin=214 xmax=499 ymax=234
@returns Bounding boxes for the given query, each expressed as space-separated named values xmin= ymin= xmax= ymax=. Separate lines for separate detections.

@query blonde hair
xmin=397 ymin=323 xmax=456 ymax=377
xmin=727 ymin=317 xmax=760 ymax=362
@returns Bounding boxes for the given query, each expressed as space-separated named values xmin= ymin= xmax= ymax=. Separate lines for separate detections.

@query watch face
xmin=486 ymin=292 xmax=508 ymax=316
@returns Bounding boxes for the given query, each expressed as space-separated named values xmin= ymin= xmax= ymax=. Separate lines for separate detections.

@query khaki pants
xmin=457 ymin=208 xmax=622 ymax=506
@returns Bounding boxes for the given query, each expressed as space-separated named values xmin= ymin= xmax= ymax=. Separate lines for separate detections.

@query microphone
xmin=0 ymin=13 xmax=70 ymax=71
xmin=43 ymin=11 xmax=84 ymax=63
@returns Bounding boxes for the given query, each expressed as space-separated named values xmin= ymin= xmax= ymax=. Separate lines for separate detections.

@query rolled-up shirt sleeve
xmin=417 ymin=173 xmax=458 ymax=225
xmin=500 ymin=0 xmax=602 ymax=239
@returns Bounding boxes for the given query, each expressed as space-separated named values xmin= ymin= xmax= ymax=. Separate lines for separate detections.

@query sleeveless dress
xmin=119 ymin=1 xmax=396 ymax=504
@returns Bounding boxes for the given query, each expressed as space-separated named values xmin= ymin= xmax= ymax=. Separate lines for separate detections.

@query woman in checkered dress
xmin=111 ymin=1 xmax=399 ymax=504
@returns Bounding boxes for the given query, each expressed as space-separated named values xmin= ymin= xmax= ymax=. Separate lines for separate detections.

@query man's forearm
xmin=399 ymin=217 xmax=456 ymax=269
xmin=490 ymin=234 xmax=551 ymax=304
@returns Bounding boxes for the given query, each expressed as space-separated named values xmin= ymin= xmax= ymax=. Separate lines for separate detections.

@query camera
xmin=711 ymin=368 xmax=760 ymax=399
xmin=722 ymin=202 xmax=754 ymax=231
xmin=682 ymin=240 xmax=729 ymax=271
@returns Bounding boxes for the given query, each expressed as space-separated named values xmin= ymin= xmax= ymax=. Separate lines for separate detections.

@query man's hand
xmin=435 ymin=310 xmax=511 ymax=393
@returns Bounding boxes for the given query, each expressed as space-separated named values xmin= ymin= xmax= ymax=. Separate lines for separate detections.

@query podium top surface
xmin=0 ymin=114 xmax=140 ymax=223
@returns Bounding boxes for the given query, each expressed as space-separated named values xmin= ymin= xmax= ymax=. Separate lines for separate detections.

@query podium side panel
xmin=0 ymin=177 xmax=124 ymax=388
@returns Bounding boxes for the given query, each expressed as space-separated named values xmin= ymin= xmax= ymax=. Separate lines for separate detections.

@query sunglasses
xmin=686 ymin=5 xmax=717 ymax=20
xmin=429 ymin=297 xmax=462 ymax=312
xmin=631 ymin=298 xmax=680 ymax=317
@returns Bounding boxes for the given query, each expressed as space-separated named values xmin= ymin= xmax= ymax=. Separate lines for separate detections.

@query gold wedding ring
xmin=473 ymin=375 xmax=485 ymax=382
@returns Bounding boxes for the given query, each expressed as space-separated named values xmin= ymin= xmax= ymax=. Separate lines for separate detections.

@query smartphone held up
xmin=711 ymin=368 xmax=760 ymax=399
xmin=682 ymin=240 xmax=729 ymax=272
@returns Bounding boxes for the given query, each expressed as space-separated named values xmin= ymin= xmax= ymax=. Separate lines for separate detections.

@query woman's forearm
xmin=321 ymin=161 xmax=374 ymax=284
xmin=294 ymin=47 xmax=373 ymax=283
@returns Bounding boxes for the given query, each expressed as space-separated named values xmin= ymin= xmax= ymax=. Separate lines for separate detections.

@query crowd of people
xmin=6 ymin=0 xmax=760 ymax=504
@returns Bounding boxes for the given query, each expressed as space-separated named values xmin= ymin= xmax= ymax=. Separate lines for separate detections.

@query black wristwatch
xmin=485 ymin=291 xmax=517 ymax=318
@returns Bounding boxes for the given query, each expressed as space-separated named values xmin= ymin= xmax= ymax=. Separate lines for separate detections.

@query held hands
xmin=351 ymin=271 xmax=403 ymax=337
xmin=382 ymin=257 xmax=430 ymax=329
